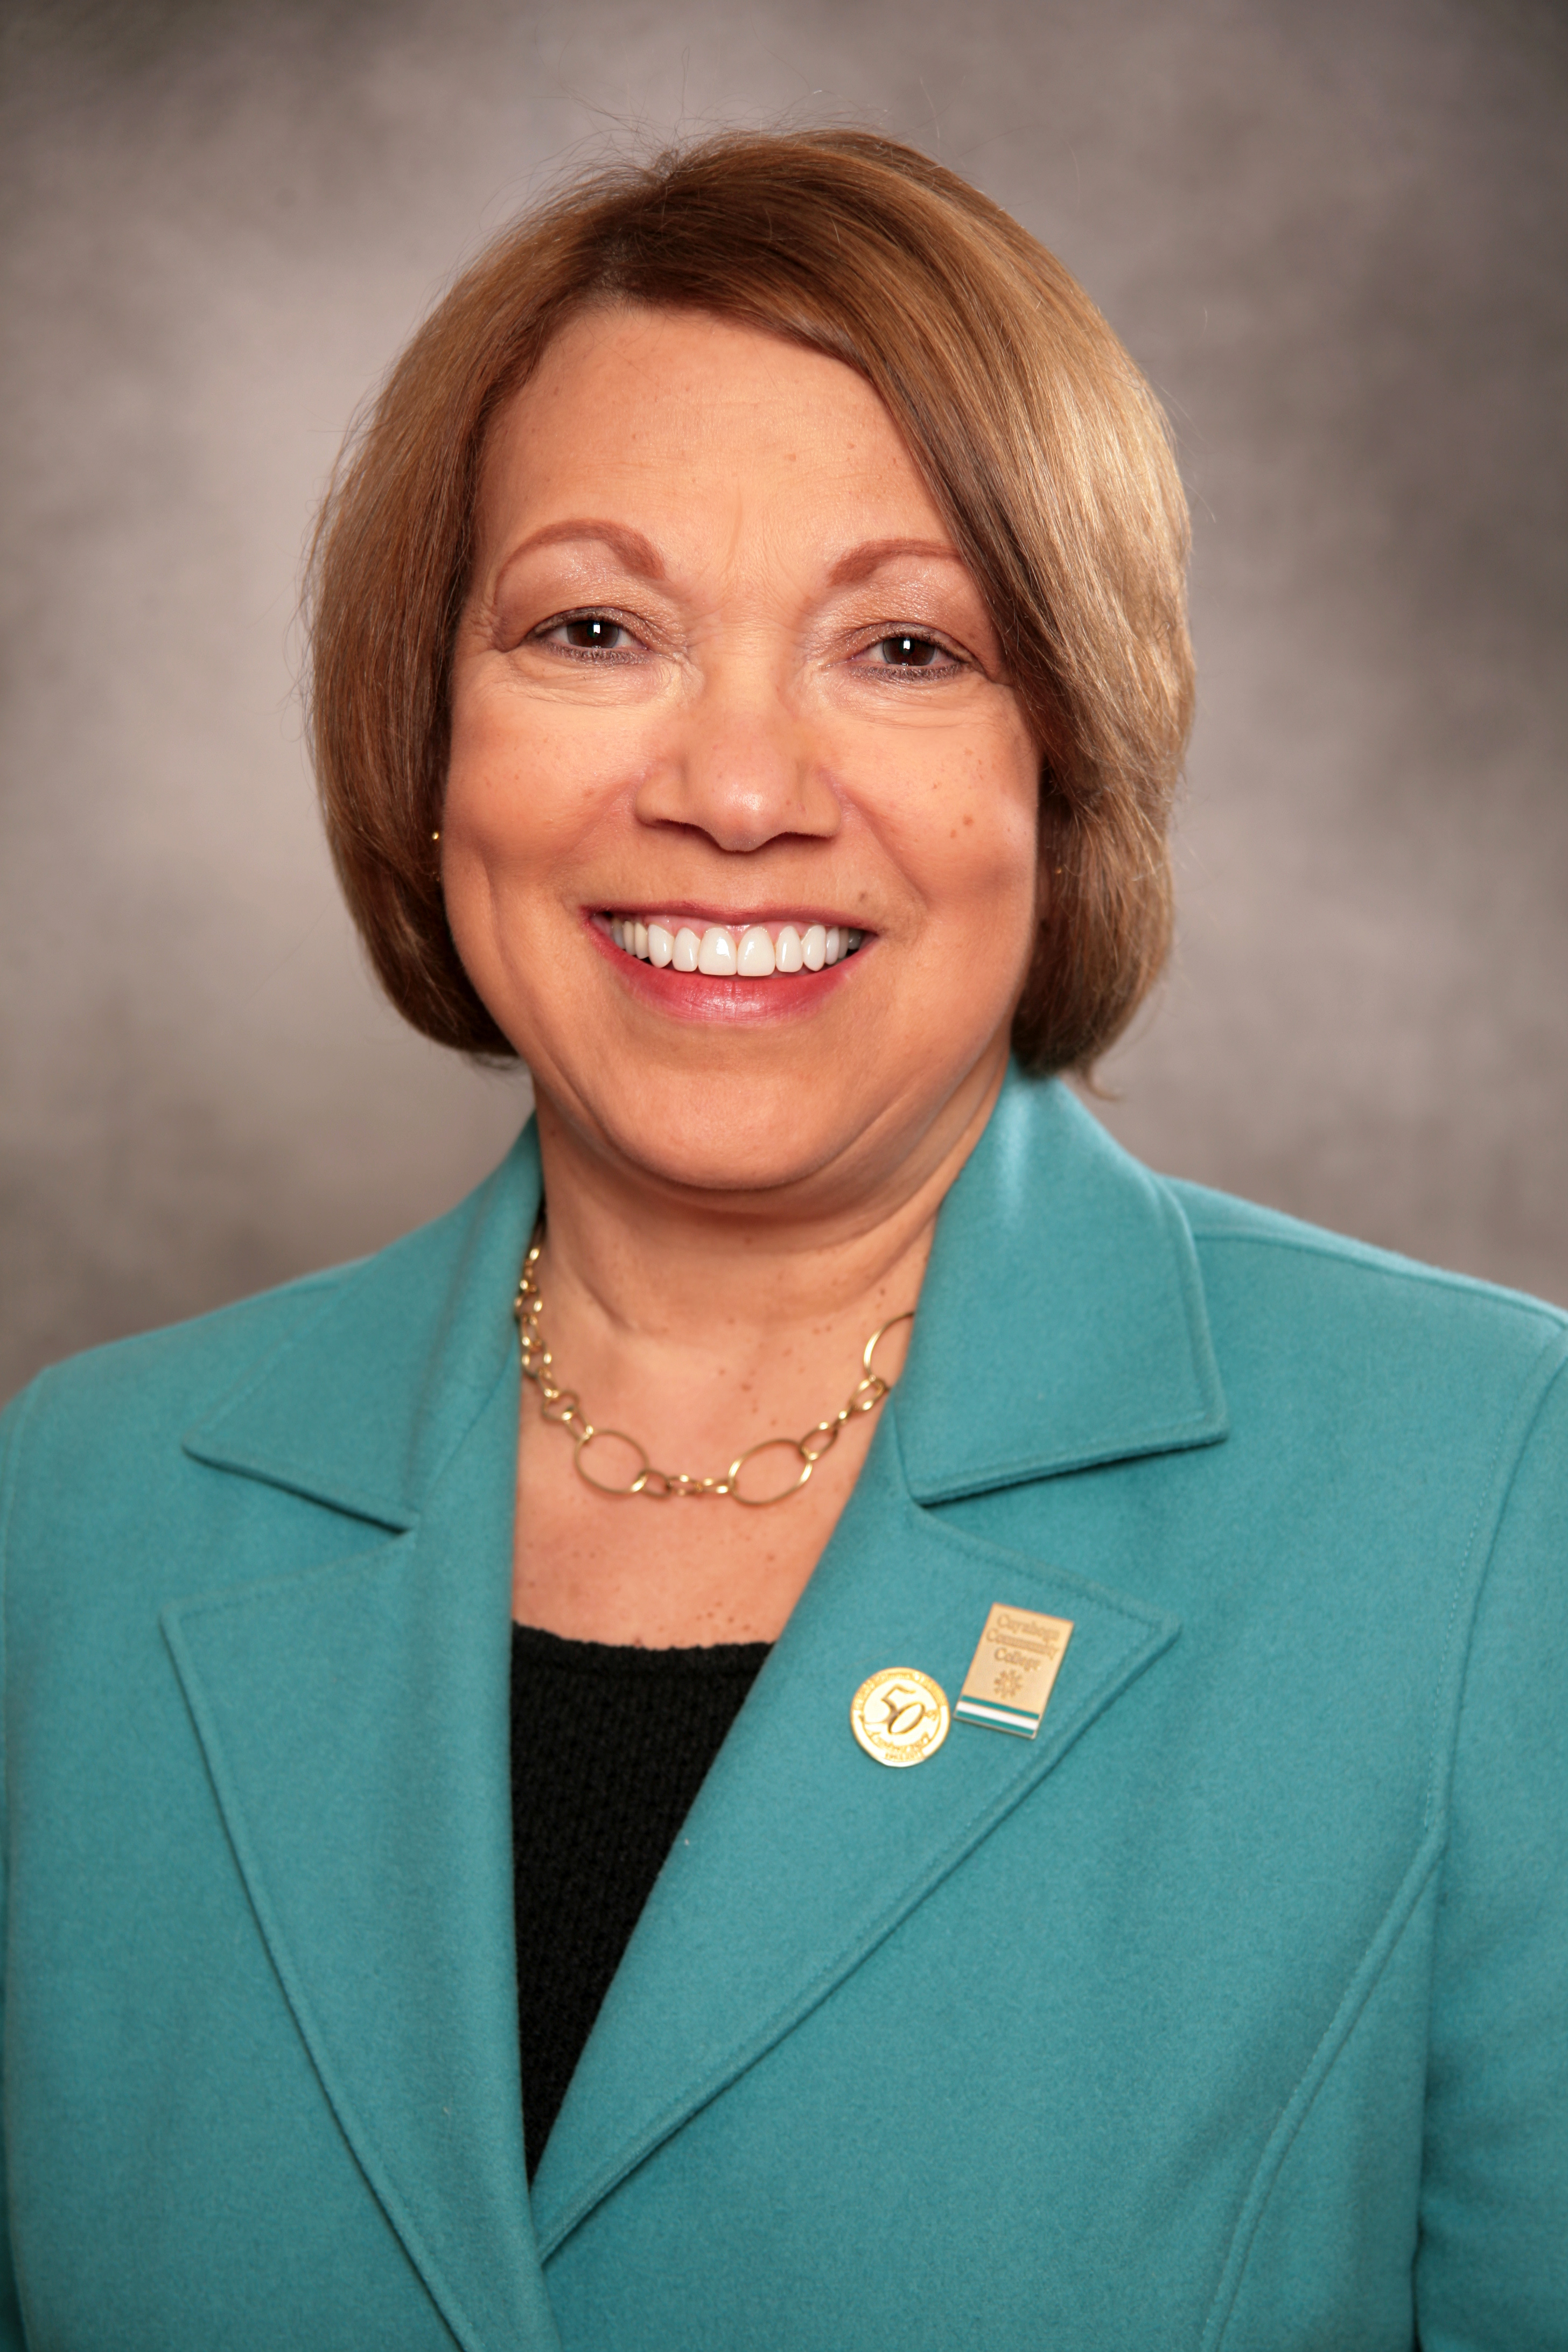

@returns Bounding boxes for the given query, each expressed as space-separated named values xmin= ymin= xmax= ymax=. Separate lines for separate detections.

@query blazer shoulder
xmin=1 ymin=1129 xmax=540 ymax=1589
xmin=1168 ymin=1175 xmax=1568 ymax=1350
xmin=4 ymin=1172 xmax=502 ymax=1476
xmin=4 ymin=1260 xmax=359 ymax=1444
xmin=2 ymin=1118 xmax=543 ymax=1444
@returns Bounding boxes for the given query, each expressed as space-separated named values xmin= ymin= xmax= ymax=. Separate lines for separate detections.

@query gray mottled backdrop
xmin=3 ymin=0 xmax=1565 ymax=1403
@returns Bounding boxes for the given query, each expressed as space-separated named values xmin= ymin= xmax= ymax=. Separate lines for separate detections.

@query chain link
xmin=513 ymin=1220 xmax=913 ymax=1506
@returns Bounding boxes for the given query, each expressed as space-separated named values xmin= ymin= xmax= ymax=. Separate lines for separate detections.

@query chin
xmin=606 ymin=1096 xmax=855 ymax=1200
xmin=542 ymin=1055 xmax=885 ymax=1200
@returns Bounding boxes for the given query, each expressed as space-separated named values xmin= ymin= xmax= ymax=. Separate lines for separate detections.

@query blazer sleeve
xmin=0 ymin=1386 xmax=34 ymax=2347
xmin=1415 ymin=1348 xmax=1568 ymax=2350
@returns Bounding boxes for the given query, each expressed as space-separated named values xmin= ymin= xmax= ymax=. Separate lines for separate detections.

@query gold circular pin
xmin=850 ymin=1667 xmax=951 ymax=1768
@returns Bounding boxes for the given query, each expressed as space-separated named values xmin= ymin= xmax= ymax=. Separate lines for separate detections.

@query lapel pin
xmin=850 ymin=1667 xmax=951 ymax=1768
xmin=956 ymin=1603 xmax=1074 ymax=1738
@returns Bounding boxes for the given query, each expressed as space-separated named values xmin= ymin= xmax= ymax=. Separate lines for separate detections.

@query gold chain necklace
xmin=513 ymin=1220 xmax=913 ymax=1508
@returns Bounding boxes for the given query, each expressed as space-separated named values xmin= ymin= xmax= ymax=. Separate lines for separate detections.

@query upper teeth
xmin=605 ymin=918 xmax=864 ymax=976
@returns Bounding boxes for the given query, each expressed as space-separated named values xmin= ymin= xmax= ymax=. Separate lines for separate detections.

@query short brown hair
xmin=306 ymin=128 xmax=1192 ymax=1071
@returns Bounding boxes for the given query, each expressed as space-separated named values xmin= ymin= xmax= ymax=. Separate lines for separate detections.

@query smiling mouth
xmin=599 ymin=914 xmax=866 ymax=977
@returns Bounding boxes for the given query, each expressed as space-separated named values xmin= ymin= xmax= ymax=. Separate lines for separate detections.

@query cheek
xmin=443 ymin=679 xmax=638 ymax=870
xmin=440 ymin=687 xmax=630 ymax=1023
xmin=893 ymin=734 xmax=1041 ymax=943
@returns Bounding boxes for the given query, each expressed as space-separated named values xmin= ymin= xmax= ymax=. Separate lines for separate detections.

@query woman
xmin=0 ymin=130 xmax=1562 ymax=2350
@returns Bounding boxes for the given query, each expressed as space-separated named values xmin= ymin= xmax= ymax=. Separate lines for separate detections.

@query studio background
xmin=3 ymin=0 xmax=1565 ymax=1406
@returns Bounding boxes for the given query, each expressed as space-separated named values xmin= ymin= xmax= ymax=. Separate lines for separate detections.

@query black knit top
xmin=509 ymin=1621 xmax=771 ymax=2179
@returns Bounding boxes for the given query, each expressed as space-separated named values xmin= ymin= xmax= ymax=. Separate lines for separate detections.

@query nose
xmin=631 ymin=656 xmax=841 ymax=854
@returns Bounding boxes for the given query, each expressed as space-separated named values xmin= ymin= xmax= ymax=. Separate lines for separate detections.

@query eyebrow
xmin=489 ymin=524 xmax=966 ymax=604
xmin=492 ymin=519 xmax=667 ymax=594
xmin=828 ymin=536 xmax=965 ymax=586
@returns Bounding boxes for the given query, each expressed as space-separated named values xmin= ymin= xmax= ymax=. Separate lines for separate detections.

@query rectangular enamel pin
xmin=956 ymin=1602 xmax=1074 ymax=1738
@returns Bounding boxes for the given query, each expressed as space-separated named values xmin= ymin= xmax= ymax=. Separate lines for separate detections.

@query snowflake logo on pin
xmin=994 ymin=1668 xmax=1024 ymax=1699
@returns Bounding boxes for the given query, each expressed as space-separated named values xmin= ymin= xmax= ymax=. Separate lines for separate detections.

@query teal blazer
xmin=2 ymin=1073 xmax=1564 ymax=2349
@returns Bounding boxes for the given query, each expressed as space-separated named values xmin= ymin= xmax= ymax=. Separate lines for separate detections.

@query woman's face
xmin=444 ymin=305 xmax=1041 ymax=1205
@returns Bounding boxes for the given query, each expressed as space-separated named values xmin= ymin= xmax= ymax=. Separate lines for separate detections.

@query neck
xmin=509 ymin=1046 xmax=1010 ymax=1646
xmin=529 ymin=1048 xmax=1007 ymax=1374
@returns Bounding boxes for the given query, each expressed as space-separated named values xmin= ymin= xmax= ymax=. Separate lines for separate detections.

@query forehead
xmin=474 ymin=304 xmax=951 ymax=558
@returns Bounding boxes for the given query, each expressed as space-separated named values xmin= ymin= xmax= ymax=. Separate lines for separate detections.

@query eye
xmin=861 ymin=632 xmax=961 ymax=673
xmin=533 ymin=613 xmax=637 ymax=655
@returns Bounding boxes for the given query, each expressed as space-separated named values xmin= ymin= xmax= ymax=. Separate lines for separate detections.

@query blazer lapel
xmin=895 ymin=1070 xmax=1227 ymax=1499
xmin=532 ymin=1073 xmax=1223 ymax=2258
xmin=530 ymin=1408 xmax=1180 ymax=2257
xmin=166 ymin=1128 xmax=557 ymax=2352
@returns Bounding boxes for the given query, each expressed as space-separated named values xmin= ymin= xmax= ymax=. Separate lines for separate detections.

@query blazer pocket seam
xmin=1199 ymin=1824 xmax=1445 ymax=2352
xmin=1419 ymin=1335 xmax=1568 ymax=1840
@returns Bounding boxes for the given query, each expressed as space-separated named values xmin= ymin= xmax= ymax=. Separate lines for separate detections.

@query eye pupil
xmin=565 ymin=617 xmax=618 ymax=649
xmin=885 ymin=634 xmax=940 ymax=666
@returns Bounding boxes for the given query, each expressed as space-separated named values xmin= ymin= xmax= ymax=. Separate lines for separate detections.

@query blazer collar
xmin=184 ymin=1070 xmax=1223 ymax=1525
xmin=897 ymin=1067 xmax=1226 ymax=1497
xmin=183 ymin=1122 xmax=543 ymax=1525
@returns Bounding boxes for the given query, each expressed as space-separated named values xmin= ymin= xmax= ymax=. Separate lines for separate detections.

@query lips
xmin=600 ymin=914 xmax=865 ymax=977
xmin=588 ymin=909 xmax=869 ymax=1022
